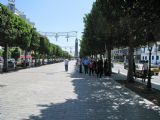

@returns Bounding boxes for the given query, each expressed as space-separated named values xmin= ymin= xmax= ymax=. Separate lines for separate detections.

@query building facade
xmin=141 ymin=42 xmax=160 ymax=64
xmin=111 ymin=42 xmax=160 ymax=64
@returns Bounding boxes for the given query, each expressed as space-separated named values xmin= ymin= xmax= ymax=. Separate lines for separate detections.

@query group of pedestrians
xmin=77 ymin=57 xmax=111 ymax=78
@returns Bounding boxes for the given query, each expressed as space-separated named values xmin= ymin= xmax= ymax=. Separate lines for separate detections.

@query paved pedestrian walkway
xmin=0 ymin=61 xmax=160 ymax=120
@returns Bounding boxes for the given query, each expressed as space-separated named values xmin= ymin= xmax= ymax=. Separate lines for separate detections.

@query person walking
xmin=64 ymin=59 xmax=69 ymax=71
xmin=78 ymin=58 xmax=82 ymax=73
xmin=83 ymin=58 xmax=89 ymax=74
xmin=93 ymin=59 xmax=97 ymax=75
xmin=142 ymin=60 xmax=148 ymax=82
xmin=104 ymin=59 xmax=109 ymax=76
xmin=97 ymin=58 xmax=103 ymax=78
xmin=88 ymin=60 xmax=94 ymax=75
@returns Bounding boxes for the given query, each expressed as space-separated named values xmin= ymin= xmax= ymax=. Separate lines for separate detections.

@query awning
xmin=18 ymin=55 xmax=32 ymax=59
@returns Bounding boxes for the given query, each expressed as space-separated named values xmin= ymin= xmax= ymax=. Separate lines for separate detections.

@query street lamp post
xmin=147 ymin=43 xmax=153 ymax=90
xmin=146 ymin=32 xmax=155 ymax=91
xmin=75 ymin=38 xmax=78 ymax=58
xmin=155 ymin=42 xmax=158 ymax=65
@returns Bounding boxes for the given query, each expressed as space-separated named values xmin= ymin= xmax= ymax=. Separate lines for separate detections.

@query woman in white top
xmin=142 ymin=61 xmax=148 ymax=82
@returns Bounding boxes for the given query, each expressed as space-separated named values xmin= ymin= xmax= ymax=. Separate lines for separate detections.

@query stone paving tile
xmin=0 ymin=61 xmax=160 ymax=120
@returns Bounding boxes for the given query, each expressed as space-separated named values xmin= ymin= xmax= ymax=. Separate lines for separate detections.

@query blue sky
xmin=0 ymin=0 xmax=95 ymax=54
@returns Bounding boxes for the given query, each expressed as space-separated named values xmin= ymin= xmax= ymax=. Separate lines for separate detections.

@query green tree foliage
xmin=30 ymin=28 xmax=40 ymax=51
xmin=0 ymin=4 xmax=17 ymax=46
xmin=29 ymin=28 xmax=40 ymax=66
xmin=0 ymin=4 xmax=66 ymax=69
xmin=55 ymin=45 xmax=63 ymax=57
xmin=11 ymin=48 xmax=20 ymax=61
xmin=0 ymin=49 xmax=3 ymax=56
xmin=0 ymin=4 xmax=17 ymax=71
xmin=39 ymin=36 xmax=49 ymax=55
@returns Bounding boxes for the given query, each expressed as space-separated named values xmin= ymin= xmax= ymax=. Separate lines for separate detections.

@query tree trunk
xmin=24 ymin=50 xmax=28 ymax=68
xmin=127 ymin=45 xmax=134 ymax=82
xmin=35 ymin=51 xmax=37 ymax=66
xmin=3 ymin=43 xmax=8 ymax=72
xmin=107 ymin=48 xmax=112 ymax=76
xmin=42 ymin=54 xmax=45 ymax=65
xmin=52 ymin=55 xmax=54 ymax=63
xmin=47 ymin=55 xmax=49 ymax=64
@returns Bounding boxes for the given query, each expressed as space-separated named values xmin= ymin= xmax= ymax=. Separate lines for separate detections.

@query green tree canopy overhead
xmin=0 ymin=3 xmax=65 ymax=69
xmin=0 ymin=4 xmax=17 ymax=46
xmin=30 ymin=28 xmax=40 ymax=51
xmin=81 ymin=0 xmax=160 ymax=80
xmin=39 ymin=35 xmax=50 ymax=55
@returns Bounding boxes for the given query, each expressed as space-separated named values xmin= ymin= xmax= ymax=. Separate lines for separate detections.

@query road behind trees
xmin=0 ymin=61 xmax=160 ymax=120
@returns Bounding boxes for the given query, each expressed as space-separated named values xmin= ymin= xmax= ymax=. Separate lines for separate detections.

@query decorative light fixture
xmin=146 ymin=32 xmax=155 ymax=91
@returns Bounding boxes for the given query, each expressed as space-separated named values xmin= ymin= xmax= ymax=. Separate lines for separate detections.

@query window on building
xmin=156 ymin=56 xmax=159 ymax=60
xmin=152 ymin=56 xmax=154 ymax=60
xmin=158 ymin=45 xmax=160 ymax=51
xmin=143 ymin=56 xmax=144 ymax=60
xmin=145 ymin=56 xmax=147 ymax=60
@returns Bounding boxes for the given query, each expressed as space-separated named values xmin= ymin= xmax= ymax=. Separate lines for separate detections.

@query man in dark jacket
xmin=97 ymin=58 xmax=103 ymax=78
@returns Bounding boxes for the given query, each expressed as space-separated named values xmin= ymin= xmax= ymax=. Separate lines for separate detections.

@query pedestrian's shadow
xmin=24 ymin=69 xmax=160 ymax=120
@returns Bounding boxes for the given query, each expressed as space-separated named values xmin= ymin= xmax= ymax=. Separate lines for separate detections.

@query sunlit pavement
xmin=112 ymin=63 xmax=160 ymax=90
xmin=0 ymin=61 xmax=160 ymax=120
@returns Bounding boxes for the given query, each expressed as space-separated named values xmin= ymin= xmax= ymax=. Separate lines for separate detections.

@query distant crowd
xmin=76 ymin=57 xmax=112 ymax=78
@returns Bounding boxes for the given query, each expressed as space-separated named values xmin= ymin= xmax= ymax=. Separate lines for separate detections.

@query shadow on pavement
xmin=111 ymin=72 xmax=127 ymax=81
xmin=0 ymin=85 xmax=7 ymax=88
xmin=24 ymin=68 xmax=160 ymax=120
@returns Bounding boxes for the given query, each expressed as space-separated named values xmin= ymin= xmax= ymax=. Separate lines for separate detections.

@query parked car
xmin=0 ymin=58 xmax=16 ymax=71
xmin=151 ymin=64 xmax=159 ymax=75
xmin=8 ymin=59 xmax=16 ymax=70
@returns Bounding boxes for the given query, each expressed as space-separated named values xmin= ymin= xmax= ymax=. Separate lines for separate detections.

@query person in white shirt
xmin=64 ymin=59 xmax=69 ymax=71
xmin=142 ymin=60 xmax=148 ymax=82
xmin=78 ymin=58 xmax=82 ymax=73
